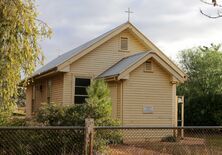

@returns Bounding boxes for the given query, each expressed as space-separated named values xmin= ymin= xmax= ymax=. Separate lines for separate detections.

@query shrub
xmin=36 ymin=102 xmax=65 ymax=126
xmin=0 ymin=128 xmax=84 ymax=155
xmin=0 ymin=110 xmax=10 ymax=126
xmin=35 ymin=80 xmax=122 ymax=153
xmin=6 ymin=117 xmax=27 ymax=126
xmin=85 ymin=80 xmax=112 ymax=122
xmin=0 ymin=80 xmax=121 ymax=154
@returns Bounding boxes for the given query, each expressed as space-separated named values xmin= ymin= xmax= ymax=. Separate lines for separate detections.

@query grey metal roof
xmin=98 ymin=51 xmax=150 ymax=78
xmin=33 ymin=22 xmax=128 ymax=76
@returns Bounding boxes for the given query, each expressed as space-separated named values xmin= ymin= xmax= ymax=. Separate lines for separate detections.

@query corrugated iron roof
xmin=98 ymin=51 xmax=150 ymax=78
xmin=33 ymin=22 xmax=128 ymax=76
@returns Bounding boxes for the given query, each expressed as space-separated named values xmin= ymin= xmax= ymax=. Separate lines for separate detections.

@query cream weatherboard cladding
xmin=70 ymin=30 xmax=148 ymax=75
xmin=25 ymin=21 xmax=186 ymax=128
xmin=65 ymin=30 xmax=149 ymax=104
xmin=26 ymin=85 xmax=33 ymax=116
xmin=51 ymin=73 xmax=64 ymax=104
xmin=63 ymin=72 xmax=73 ymax=105
xmin=108 ymin=82 xmax=118 ymax=118
xmin=116 ymin=81 xmax=123 ymax=120
xmin=122 ymin=60 xmax=175 ymax=126
xmin=26 ymin=73 xmax=63 ymax=116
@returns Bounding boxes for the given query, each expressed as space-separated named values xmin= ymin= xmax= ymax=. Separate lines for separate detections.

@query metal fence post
xmin=84 ymin=118 xmax=94 ymax=155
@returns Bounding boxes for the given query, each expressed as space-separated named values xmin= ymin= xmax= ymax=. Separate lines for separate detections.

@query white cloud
xmin=37 ymin=0 xmax=222 ymax=65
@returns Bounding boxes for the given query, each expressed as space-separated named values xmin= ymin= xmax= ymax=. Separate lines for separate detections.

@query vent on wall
xmin=120 ymin=37 xmax=128 ymax=51
xmin=144 ymin=61 xmax=153 ymax=72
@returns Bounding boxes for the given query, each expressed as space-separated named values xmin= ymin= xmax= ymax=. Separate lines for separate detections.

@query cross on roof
xmin=125 ymin=8 xmax=133 ymax=21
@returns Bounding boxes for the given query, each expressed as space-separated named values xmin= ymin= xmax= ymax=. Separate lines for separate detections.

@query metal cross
xmin=125 ymin=8 xmax=133 ymax=21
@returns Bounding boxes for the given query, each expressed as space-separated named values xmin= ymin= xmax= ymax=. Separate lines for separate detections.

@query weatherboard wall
xmin=26 ymin=73 xmax=64 ymax=117
xmin=51 ymin=73 xmax=64 ymax=104
xmin=63 ymin=72 xmax=73 ymax=105
xmin=122 ymin=59 xmax=175 ymax=126
xmin=26 ymin=85 xmax=32 ymax=117
xmin=69 ymin=29 xmax=148 ymax=76
xmin=108 ymin=82 xmax=118 ymax=118
xmin=65 ymin=29 xmax=149 ymax=104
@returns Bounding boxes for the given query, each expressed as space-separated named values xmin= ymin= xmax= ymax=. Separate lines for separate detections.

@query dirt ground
xmin=109 ymin=145 xmax=170 ymax=155
xmin=107 ymin=137 xmax=221 ymax=155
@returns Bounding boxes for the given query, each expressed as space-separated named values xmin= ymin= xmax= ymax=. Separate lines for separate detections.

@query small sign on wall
xmin=143 ymin=105 xmax=154 ymax=114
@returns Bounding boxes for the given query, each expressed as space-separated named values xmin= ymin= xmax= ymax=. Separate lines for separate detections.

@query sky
xmin=37 ymin=0 xmax=222 ymax=65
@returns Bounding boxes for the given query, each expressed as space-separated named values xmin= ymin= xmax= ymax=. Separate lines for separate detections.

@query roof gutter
xmin=96 ymin=74 xmax=119 ymax=81
xmin=30 ymin=67 xmax=58 ymax=79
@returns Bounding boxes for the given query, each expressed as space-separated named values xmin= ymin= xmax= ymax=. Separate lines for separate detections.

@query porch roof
xmin=98 ymin=51 xmax=150 ymax=78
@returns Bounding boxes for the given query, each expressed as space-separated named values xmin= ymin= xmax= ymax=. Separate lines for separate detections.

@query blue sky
xmin=37 ymin=0 xmax=222 ymax=65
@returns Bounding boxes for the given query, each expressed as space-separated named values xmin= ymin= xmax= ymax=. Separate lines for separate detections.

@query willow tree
xmin=0 ymin=0 xmax=52 ymax=109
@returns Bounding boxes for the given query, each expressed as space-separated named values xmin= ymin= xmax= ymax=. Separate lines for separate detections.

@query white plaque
xmin=143 ymin=106 xmax=154 ymax=113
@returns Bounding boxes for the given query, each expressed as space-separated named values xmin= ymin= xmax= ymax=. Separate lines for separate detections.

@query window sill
xmin=119 ymin=49 xmax=130 ymax=52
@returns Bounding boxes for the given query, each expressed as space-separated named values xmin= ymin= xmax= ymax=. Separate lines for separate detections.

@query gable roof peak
xmin=31 ymin=21 xmax=186 ymax=80
xmin=32 ymin=22 xmax=130 ymax=77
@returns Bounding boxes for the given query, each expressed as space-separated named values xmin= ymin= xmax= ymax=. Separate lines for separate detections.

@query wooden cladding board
xmin=34 ymin=73 xmax=64 ymax=105
xmin=63 ymin=72 xmax=73 ymax=105
xmin=108 ymin=82 xmax=118 ymax=119
xmin=62 ymin=29 xmax=150 ymax=105
xmin=70 ymin=29 xmax=149 ymax=77
xmin=34 ymin=80 xmax=46 ymax=112
xmin=51 ymin=73 xmax=63 ymax=104
xmin=25 ymin=85 xmax=32 ymax=117
xmin=26 ymin=73 xmax=64 ymax=117
xmin=117 ymin=82 xmax=122 ymax=120
xmin=122 ymin=59 xmax=174 ymax=126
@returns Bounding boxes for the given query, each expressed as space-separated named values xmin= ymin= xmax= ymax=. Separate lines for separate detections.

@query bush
xmin=6 ymin=117 xmax=27 ymax=126
xmin=0 ymin=80 xmax=121 ymax=154
xmin=35 ymin=80 xmax=122 ymax=153
xmin=0 ymin=128 xmax=84 ymax=155
xmin=0 ymin=110 xmax=10 ymax=126
xmin=36 ymin=80 xmax=119 ymax=126
xmin=36 ymin=102 xmax=65 ymax=126
xmin=184 ymin=94 xmax=222 ymax=126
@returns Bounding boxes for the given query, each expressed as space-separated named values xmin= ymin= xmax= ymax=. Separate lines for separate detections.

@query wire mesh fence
xmin=0 ymin=126 xmax=221 ymax=155
xmin=95 ymin=126 xmax=222 ymax=155
xmin=0 ymin=127 xmax=85 ymax=155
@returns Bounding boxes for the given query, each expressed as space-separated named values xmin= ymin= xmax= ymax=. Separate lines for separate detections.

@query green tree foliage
xmin=184 ymin=94 xmax=222 ymax=126
xmin=85 ymin=79 xmax=114 ymax=125
xmin=37 ymin=80 xmax=119 ymax=126
xmin=14 ymin=86 xmax=26 ymax=107
xmin=177 ymin=44 xmax=222 ymax=125
xmin=36 ymin=80 xmax=121 ymax=152
xmin=0 ymin=0 xmax=52 ymax=109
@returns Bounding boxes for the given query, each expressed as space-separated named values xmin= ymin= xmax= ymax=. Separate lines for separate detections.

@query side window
xmin=47 ymin=80 xmax=52 ymax=104
xmin=74 ymin=78 xmax=91 ymax=104
xmin=120 ymin=37 xmax=128 ymax=51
